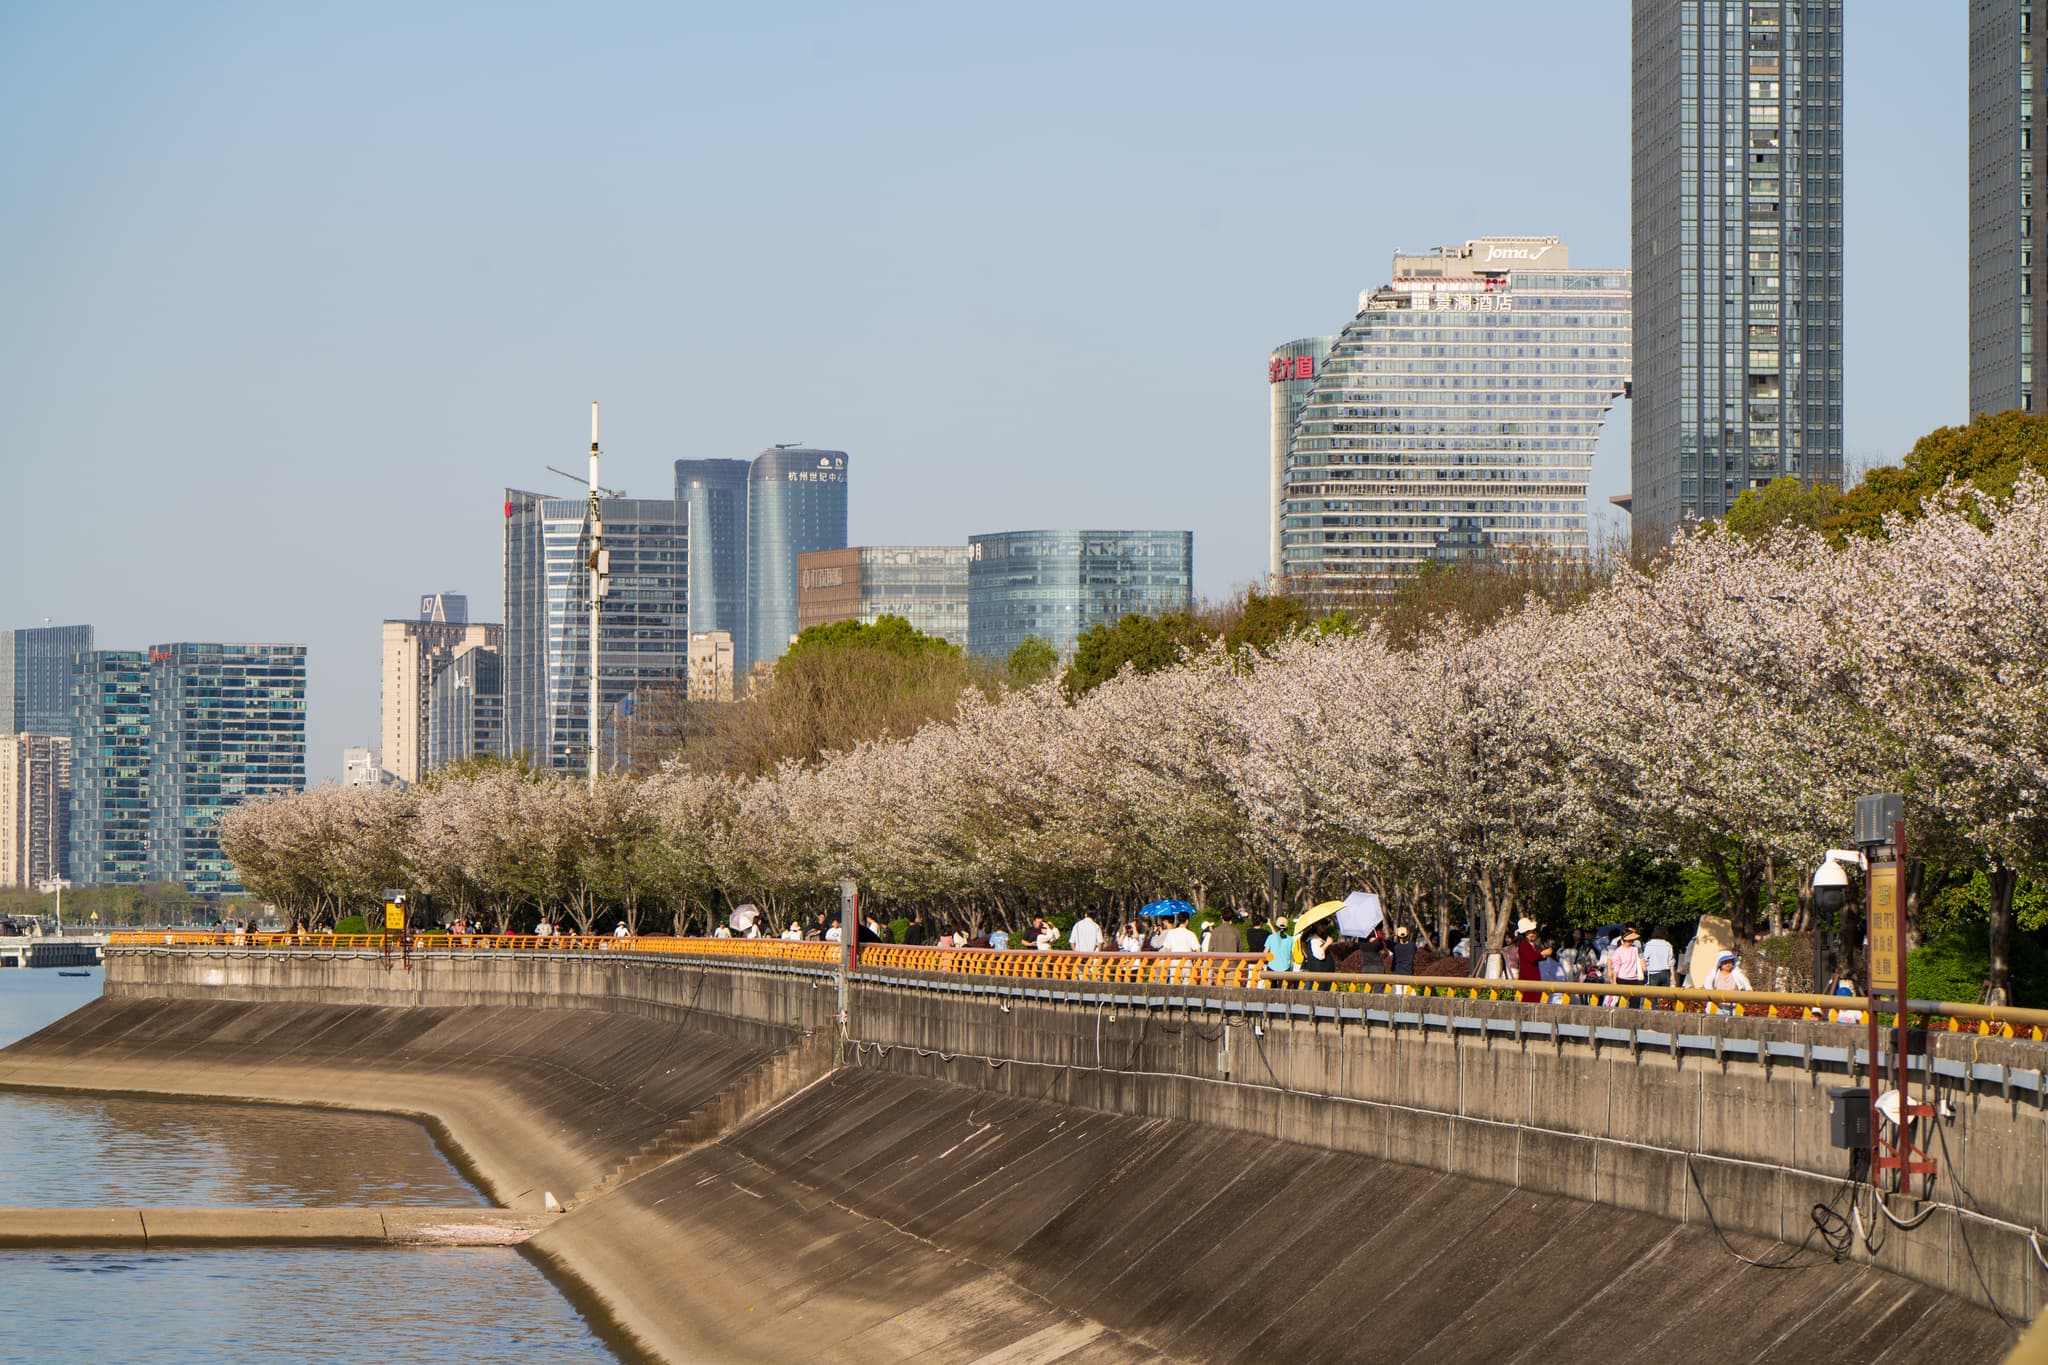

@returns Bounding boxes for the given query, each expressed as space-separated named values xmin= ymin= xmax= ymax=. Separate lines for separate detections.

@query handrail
xmin=103 ymin=931 xmax=2047 ymax=1038
xmin=860 ymin=944 xmax=1266 ymax=988
xmin=1259 ymin=970 xmax=2048 ymax=1038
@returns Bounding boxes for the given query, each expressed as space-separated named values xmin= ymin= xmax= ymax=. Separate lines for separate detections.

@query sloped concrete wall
xmin=91 ymin=946 xmax=2048 ymax=1325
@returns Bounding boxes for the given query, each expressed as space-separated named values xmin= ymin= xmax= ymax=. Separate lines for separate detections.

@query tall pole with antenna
xmin=587 ymin=401 xmax=604 ymax=793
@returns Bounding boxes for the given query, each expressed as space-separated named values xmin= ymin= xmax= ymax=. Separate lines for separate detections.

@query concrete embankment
xmin=5 ymin=976 xmax=2020 ymax=1364
xmin=0 ymin=994 xmax=803 ymax=1209
xmin=533 ymin=1066 xmax=2012 ymax=1365
xmin=0 ymin=1206 xmax=556 ymax=1247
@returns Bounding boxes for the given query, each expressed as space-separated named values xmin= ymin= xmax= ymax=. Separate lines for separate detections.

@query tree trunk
xmin=1987 ymin=861 xmax=2017 ymax=1006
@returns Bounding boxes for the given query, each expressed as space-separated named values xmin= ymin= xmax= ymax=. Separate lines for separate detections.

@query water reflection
xmin=0 ymin=1246 xmax=620 ymax=1363
xmin=0 ymin=1091 xmax=484 ymax=1207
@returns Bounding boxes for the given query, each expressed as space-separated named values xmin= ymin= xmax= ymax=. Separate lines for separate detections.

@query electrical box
xmin=1829 ymin=1086 xmax=1870 ymax=1150
xmin=1854 ymin=794 xmax=1902 ymax=847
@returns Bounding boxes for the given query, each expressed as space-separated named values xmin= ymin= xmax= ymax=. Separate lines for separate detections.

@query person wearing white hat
xmin=1515 ymin=917 xmax=1542 ymax=1000
xmin=1706 ymin=949 xmax=1752 ymax=1012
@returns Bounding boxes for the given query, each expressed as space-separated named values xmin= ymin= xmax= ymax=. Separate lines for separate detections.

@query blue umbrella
xmin=1138 ymin=898 xmax=1196 ymax=918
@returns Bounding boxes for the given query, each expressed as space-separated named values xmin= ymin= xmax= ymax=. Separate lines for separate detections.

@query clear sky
xmin=0 ymin=2 xmax=1963 ymax=780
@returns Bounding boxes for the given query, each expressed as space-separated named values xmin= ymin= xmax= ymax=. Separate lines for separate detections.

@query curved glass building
xmin=746 ymin=447 xmax=848 ymax=674
xmin=1268 ymin=338 xmax=1335 ymax=583
xmin=1279 ymin=237 xmax=1630 ymax=604
xmin=673 ymin=458 xmax=751 ymax=658
xmin=966 ymin=530 xmax=1193 ymax=662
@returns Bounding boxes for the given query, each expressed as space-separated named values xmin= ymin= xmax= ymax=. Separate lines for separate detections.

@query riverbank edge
xmin=0 ymin=1069 xmax=679 ymax=1364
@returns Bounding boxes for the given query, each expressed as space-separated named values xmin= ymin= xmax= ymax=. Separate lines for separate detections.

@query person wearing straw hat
xmin=1611 ymin=928 xmax=1647 ymax=1008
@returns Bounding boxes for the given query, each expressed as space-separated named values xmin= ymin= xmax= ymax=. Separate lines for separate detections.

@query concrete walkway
xmin=0 ymin=1206 xmax=558 ymax=1247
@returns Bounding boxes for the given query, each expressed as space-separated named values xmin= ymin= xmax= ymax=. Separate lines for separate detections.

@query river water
xmin=0 ymin=967 xmax=622 ymax=1363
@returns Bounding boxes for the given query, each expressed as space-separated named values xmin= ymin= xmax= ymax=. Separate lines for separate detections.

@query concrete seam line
xmin=899 ymin=1045 xmax=2048 ymax=1242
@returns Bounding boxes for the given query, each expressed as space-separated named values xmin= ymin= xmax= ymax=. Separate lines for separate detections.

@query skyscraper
xmin=1970 ymin=0 xmax=2043 ymax=416
xmin=797 ymin=546 xmax=970 ymax=644
xmin=674 ymin=458 xmax=751 ymax=669
xmin=1269 ymin=338 xmax=1335 ymax=583
xmin=426 ymin=643 xmax=504 ymax=772
xmin=0 ymin=733 xmax=71 ymax=889
xmin=145 ymin=643 xmax=306 ymax=896
xmin=746 ymin=448 xmax=848 ymax=675
xmin=380 ymin=601 xmax=502 ymax=785
xmin=504 ymin=490 xmax=688 ymax=772
xmin=68 ymin=650 xmax=151 ymax=887
xmin=0 ymin=624 xmax=93 ymax=736
xmin=1277 ymin=239 xmax=1631 ymax=602
xmin=1631 ymin=0 xmax=1844 ymax=536
xmin=966 ymin=531 xmax=1193 ymax=662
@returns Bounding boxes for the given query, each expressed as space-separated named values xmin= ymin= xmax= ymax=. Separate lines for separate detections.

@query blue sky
xmin=0 ymin=3 xmax=1963 ymax=779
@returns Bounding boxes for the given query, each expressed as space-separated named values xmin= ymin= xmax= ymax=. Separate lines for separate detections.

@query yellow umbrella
xmin=1293 ymin=901 xmax=1345 ymax=934
xmin=1286 ymin=901 xmax=1346 ymax=968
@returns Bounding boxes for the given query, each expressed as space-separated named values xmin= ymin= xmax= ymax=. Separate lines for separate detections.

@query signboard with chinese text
xmin=1868 ymin=861 xmax=1901 ymax=991
xmin=1268 ymin=356 xmax=1315 ymax=383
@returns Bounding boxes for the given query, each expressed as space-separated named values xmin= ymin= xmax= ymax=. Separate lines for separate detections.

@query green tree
xmin=1829 ymin=408 xmax=2048 ymax=540
xmin=1723 ymin=476 xmax=1842 ymax=541
xmin=1221 ymin=590 xmax=1313 ymax=657
xmin=1061 ymin=612 xmax=1214 ymax=699
xmin=703 ymin=615 xmax=985 ymax=774
xmin=1005 ymin=636 xmax=1058 ymax=686
xmin=1562 ymin=851 xmax=1687 ymax=930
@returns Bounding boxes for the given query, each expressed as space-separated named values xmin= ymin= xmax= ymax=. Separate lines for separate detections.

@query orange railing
xmin=1255 ymin=970 xmax=2048 ymax=1040
xmin=103 ymin=931 xmax=2048 ymax=1039
xmin=859 ymin=944 xmax=1266 ymax=988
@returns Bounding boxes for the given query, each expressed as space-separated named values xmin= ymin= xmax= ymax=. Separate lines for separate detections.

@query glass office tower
xmin=426 ymin=644 xmax=504 ymax=772
xmin=1631 ymin=0 xmax=1844 ymax=536
xmin=1279 ymin=239 xmax=1631 ymax=604
xmin=674 ymin=459 xmax=752 ymax=676
xmin=797 ymin=546 xmax=971 ymax=644
xmin=746 ymin=448 xmax=848 ymax=676
xmin=1970 ymin=0 xmax=2044 ymax=415
xmin=1269 ymin=338 xmax=1336 ymax=583
xmin=966 ymin=530 xmax=1193 ymax=662
xmin=145 ymin=643 xmax=307 ymax=896
xmin=68 ymin=650 xmax=151 ymax=886
xmin=503 ymin=490 xmax=688 ymax=772
xmin=0 ymin=624 xmax=93 ymax=735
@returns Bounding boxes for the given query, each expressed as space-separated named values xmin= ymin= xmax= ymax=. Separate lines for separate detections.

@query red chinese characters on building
xmin=1268 ymin=356 xmax=1315 ymax=383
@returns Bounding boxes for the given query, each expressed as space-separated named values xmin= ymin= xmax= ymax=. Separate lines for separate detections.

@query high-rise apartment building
xmin=746 ymin=448 xmax=848 ymax=675
xmin=145 ymin=643 xmax=306 ymax=896
xmin=688 ymin=632 xmax=736 ymax=703
xmin=0 ymin=624 xmax=93 ymax=736
xmin=1269 ymin=338 xmax=1336 ymax=583
xmin=380 ymin=599 xmax=502 ymax=785
xmin=1276 ymin=239 xmax=1630 ymax=602
xmin=674 ymin=458 xmax=752 ymax=651
xmin=796 ymin=546 xmax=970 ymax=644
xmin=1631 ymin=0 xmax=1844 ymax=536
xmin=966 ymin=531 xmax=1193 ymax=662
xmin=0 ymin=733 xmax=71 ymax=889
xmin=426 ymin=644 xmax=504 ymax=772
xmin=1970 ymin=0 xmax=2043 ymax=415
xmin=68 ymin=650 xmax=151 ymax=887
xmin=504 ymin=490 xmax=688 ymax=772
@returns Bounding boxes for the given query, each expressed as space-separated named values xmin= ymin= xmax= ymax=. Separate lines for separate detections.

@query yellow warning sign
xmin=385 ymin=902 xmax=406 ymax=931
xmin=1868 ymin=862 xmax=1900 ymax=992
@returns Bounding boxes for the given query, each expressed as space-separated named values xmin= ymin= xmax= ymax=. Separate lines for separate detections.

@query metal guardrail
xmin=105 ymin=932 xmax=2048 ymax=1039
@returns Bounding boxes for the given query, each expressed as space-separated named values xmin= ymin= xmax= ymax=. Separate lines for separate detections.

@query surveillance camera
xmin=1812 ymin=856 xmax=1849 ymax=913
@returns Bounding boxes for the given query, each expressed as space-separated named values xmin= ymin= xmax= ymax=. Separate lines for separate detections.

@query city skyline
xmin=0 ymin=4 xmax=1970 ymax=780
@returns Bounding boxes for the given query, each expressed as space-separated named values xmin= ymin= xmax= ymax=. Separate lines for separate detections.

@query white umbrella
xmin=1334 ymin=891 xmax=1384 ymax=939
xmin=728 ymin=904 xmax=760 ymax=931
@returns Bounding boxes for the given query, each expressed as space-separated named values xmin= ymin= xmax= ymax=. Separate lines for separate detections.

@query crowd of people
xmin=476 ymin=902 xmax=1780 ymax=1007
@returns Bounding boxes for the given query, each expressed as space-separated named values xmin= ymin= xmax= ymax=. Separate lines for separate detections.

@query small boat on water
xmin=56 ymin=969 xmax=92 ymax=977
